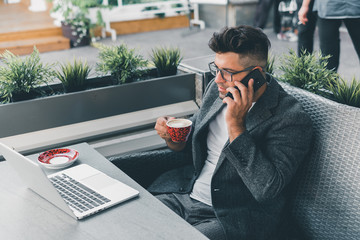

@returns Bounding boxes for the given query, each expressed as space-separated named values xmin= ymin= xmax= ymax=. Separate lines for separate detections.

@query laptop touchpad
xmin=82 ymin=173 xmax=117 ymax=190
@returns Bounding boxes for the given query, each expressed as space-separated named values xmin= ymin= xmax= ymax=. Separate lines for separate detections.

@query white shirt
xmin=190 ymin=106 xmax=228 ymax=206
xmin=190 ymin=103 xmax=256 ymax=206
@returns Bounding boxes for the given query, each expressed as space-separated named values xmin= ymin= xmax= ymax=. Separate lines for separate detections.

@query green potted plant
xmin=56 ymin=58 xmax=91 ymax=93
xmin=48 ymin=0 xmax=106 ymax=47
xmin=278 ymin=49 xmax=339 ymax=98
xmin=150 ymin=46 xmax=182 ymax=77
xmin=95 ymin=43 xmax=149 ymax=84
xmin=327 ymin=76 xmax=360 ymax=108
xmin=277 ymin=49 xmax=360 ymax=109
xmin=266 ymin=53 xmax=275 ymax=75
xmin=0 ymin=47 xmax=56 ymax=103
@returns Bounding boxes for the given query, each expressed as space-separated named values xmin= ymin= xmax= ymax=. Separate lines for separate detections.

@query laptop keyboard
xmin=49 ymin=174 xmax=110 ymax=213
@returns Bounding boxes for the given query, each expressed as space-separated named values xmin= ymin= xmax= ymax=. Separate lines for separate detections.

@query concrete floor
xmin=6 ymin=26 xmax=360 ymax=82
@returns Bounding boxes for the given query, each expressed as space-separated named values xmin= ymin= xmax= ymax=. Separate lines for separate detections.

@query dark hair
xmin=208 ymin=25 xmax=271 ymax=64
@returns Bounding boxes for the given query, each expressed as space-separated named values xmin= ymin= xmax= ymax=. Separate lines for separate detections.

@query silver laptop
xmin=0 ymin=142 xmax=139 ymax=220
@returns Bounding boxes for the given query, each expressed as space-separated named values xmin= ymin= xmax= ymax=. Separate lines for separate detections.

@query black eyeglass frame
xmin=208 ymin=61 xmax=262 ymax=82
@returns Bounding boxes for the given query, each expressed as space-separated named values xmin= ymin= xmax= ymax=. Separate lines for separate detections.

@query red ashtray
xmin=38 ymin=148 xmax=79 ymax=169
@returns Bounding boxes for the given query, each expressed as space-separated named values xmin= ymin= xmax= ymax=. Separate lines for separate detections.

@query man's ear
xmin=252 ymin=66 xmax=266 ymax=78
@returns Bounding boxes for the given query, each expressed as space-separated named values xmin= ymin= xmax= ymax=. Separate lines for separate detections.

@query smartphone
xmin=225 ymin=69 xmax=267 ymax=99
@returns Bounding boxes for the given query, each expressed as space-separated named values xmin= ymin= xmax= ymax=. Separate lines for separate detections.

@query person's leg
xmin=297 ymin=13 xmax=317 ymax=54
xmin=193 ymin=219 xmax=226 ymax=240
xmin=273 ymin=0 xmax=282 ymax=33
xmin=156 ymin=193 xmax=226 ymax=240
xmin=317 ymin=17 xmax=342 ymax=71
xmin=297 ymin=2 xmax=317 ymax=55
xmin=156 ymin=193 xmax=186 ymax=218
xmin=185 ymin=196 xmax=226 ymax=240
xmin=343 ymin=18 xmax=360 ymax=62
xmin=277 ymin=12 xmax=286 ymax=40
xmin=254 ymin=0 xmax=275 ymax=29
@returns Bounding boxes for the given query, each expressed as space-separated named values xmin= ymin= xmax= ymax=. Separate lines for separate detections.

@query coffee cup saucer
xmin=38 ymin=148 xmax=79 ymax=169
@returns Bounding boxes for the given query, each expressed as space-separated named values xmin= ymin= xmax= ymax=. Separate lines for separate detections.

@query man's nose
xmin=214 ymin=71 xmax=225 ymax=83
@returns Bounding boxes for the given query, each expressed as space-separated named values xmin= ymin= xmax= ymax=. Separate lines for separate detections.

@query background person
xmin=299 ymin=0 xmax=360 ymax=71
xmin=277 ymin=0 xmax=298 ymax=41
xmin=297 ymin=0 xmax=317 ymax=55
xmin=254 ymin=0 xmax=282 ymax=34
xmin=152 ymin=25 xmax=313 ymax=240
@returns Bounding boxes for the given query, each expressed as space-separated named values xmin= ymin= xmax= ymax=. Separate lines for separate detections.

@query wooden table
xmin=0 ymin=143 xmax=208 ymax=240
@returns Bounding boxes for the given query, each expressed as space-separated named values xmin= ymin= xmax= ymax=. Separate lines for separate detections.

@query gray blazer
xmin=149 ymin=75 xmax=313 ymax=239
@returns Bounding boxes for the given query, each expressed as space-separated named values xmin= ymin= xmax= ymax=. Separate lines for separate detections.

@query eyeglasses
xmin=208 ymin=61 xmax=258 ymax=82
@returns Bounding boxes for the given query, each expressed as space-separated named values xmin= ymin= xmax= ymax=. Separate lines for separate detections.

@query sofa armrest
xmin=108 ymin=149 xmax=192 ymax=188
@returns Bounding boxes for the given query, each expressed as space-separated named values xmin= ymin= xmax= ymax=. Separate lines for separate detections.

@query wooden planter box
xmin=0 ymin=72 xmax=196 ymax=138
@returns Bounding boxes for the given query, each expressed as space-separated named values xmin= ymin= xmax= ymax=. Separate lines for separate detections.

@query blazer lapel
xmin=214 ymin=141 xmax=230 ymax=174
xmin=193 ymin=96 xmax=225 ymax=137
xmin=192 ymin=94 xmax=224 ymax=172
xmin=201 ymin=98 xmax=225 ymax=128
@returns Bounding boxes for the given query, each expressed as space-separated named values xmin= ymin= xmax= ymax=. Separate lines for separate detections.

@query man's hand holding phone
xmin=222 ymin=68 xmax=267 ymax=142
xmin=223 ymin=79 xmax=255 ymax=142
xmin=225 ymin=69 xmax=266 ymax=99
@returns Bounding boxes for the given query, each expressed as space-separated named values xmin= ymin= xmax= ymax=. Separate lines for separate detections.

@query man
xmin=153 ymin=25 xmax=313 ymax=239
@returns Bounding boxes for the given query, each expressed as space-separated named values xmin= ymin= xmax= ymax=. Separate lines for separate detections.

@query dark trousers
xmin=317 ymin=17 xmax=360 ymax=71
xmin=156 ymin=193 xmax=226 ymax=240
xmin=297 ymin=0 xmax=317 ymax=55
xmin=254 ymin=0 xmax=281 ymax=33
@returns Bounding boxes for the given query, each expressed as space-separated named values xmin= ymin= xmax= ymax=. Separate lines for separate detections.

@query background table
xmin=0 ymin=143 xmax=208 ymax=240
